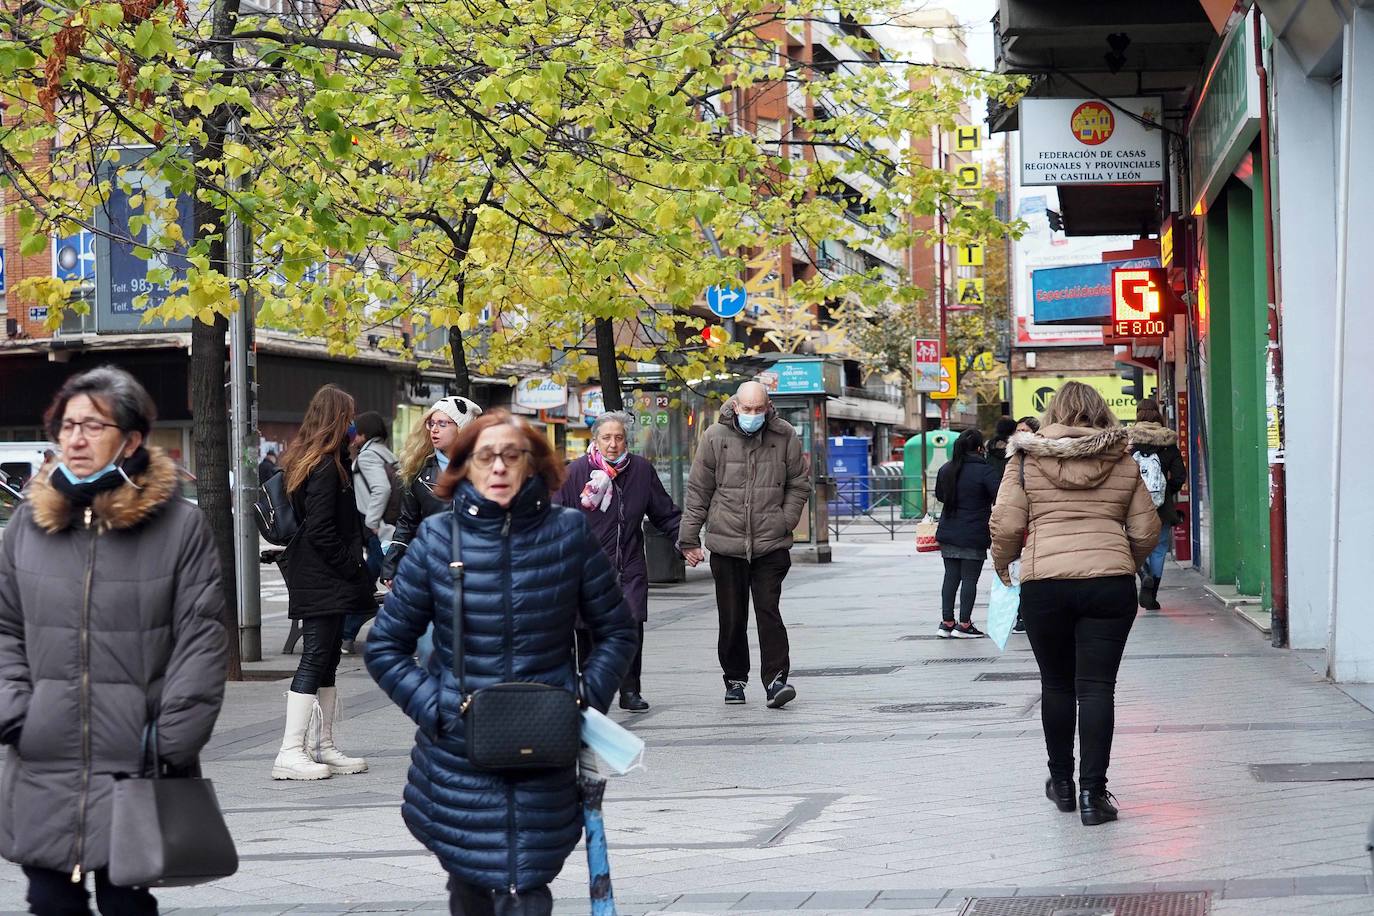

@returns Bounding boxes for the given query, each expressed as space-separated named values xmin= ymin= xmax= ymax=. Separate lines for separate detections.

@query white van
xmin=0 ymin=441 xmax=55 ymax=491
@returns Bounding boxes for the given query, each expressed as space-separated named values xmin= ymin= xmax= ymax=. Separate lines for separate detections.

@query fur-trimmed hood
xmin=1006 ymin=424 xmax=1130 ymax=490
xmin=1128 ymin=421 xmax=1179 ymax=448
xmin=26 ymin=447 xmax=180 ymax=534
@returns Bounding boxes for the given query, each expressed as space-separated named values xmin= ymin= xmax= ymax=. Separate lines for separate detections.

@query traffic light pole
xmin=696 ymin=218 xmax=736 ymax=340
xmin=936 ymin=130 xmax=951 ymax=427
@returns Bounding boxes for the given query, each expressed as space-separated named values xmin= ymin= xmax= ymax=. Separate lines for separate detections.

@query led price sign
xmin=1111 ymin=267 xmax=1168 ymax=338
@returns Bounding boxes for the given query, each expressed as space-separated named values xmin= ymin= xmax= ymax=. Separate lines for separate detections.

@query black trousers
xmin=941 ymin=557 xmax=983 ymax=623
xmin=1019 ymin=575 xmax=1137 ymax=792
xmin=448 ymin=878 xmax=552 ymax=916
xmin=711 ymin=549 xmax=792 ymax=687
xmin=23 ymin=866 xmax=157 ymax=916
xmin=576 ymin=622 xmax=644 ymax=694
xmin=290 ymin=615 xmax=345 ymax=694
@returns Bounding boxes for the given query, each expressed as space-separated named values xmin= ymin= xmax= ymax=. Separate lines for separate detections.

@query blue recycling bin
xmin=827 ymin=436 xmax=872 ymax=516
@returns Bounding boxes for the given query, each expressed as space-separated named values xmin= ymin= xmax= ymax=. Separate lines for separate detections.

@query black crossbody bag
xmin=449 ymin=513 xmax=582 ymax=772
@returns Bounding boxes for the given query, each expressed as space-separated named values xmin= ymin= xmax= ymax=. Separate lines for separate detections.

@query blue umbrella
xmin=580 ymin=775 xmax=617 ymax=915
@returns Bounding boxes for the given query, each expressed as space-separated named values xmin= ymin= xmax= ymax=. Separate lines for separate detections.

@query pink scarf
xmin=579 ymin=445 xmax=627 ymax=512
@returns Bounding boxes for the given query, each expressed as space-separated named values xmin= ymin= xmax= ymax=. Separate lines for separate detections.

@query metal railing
xmin=826 ymin=473 xmax=932 ymax=540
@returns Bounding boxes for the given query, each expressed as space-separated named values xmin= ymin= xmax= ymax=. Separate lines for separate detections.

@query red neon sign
xmin=1111 ymin=267 xmax=1168 ymax=339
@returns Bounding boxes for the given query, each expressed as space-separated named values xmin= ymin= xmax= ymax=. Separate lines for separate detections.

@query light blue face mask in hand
xmin=581 ymin=707 xmax=645 ymax=775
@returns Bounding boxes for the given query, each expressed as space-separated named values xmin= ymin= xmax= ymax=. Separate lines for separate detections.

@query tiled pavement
xmin=3 ymin=537 xmax=1373 ymax=915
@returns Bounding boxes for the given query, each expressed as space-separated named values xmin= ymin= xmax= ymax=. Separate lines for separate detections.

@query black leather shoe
xmin=618 ymin=692 xmax=650 ymax=713
xmin=1045 ymin=778 xmax=1076 ymax=813
xmin=1079 ymin=789 xmax=1119 ymax=826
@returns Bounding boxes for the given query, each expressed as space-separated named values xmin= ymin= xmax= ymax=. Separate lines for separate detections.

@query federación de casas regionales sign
xmin=1020 ymin=97 xmax=1164 ymax=186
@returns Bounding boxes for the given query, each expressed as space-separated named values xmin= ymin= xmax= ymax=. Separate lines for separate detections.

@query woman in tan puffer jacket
xmin=990 ymin=381 xmax=1159 ymax=827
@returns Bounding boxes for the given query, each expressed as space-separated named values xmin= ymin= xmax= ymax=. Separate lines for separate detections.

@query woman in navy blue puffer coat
xmin=366 ymin=410 xmax=635 ymax=915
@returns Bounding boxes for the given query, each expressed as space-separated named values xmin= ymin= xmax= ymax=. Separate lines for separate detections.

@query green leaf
xmin=330 ymin=130 xmax=353 ymax=157
xmin=20 ymin=233 xmax=47 ymax=257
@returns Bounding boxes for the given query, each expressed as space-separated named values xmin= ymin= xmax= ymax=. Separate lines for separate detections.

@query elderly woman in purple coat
xmin=557 ymin=411 xmax=686 ymax=712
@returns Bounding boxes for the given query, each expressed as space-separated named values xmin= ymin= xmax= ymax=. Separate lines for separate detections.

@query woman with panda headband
xmin=380 ymin=396 xmax=483 ymax=584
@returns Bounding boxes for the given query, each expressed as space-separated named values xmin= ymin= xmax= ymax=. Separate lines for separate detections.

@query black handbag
xmin=449 ymin=513 xmax=582 ymax=772
xmin=108 ymin=722 xmax=239 ymax=888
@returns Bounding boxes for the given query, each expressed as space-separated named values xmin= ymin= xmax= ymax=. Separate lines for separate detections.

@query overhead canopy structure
xmin=991 ymin=0 xmax=1217 ymax=236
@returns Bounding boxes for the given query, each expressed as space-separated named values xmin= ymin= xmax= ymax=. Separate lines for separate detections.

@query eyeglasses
xmin=426 ymin=419 xmax=455 ymax=431
xmin=59 ymin=418 xmax=121 ymax=439
xmin=471 ymin=447 xmax=529 ymax=469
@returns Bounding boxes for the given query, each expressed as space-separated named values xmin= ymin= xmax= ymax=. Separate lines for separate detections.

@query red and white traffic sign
xmin=912 ymin=338 xmax=941 ymax=393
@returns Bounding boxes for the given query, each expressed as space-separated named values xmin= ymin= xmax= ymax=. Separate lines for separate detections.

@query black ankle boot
xmin=618 ymin=691 xmax=650 ymax=712
xmin=1079 ymin=788 xmax=1119 ymax=826
xmin=1045 ymin=778 xmax=1076 ymax=812
xmin=1140 ymin=582 xmax=1161 ymax=610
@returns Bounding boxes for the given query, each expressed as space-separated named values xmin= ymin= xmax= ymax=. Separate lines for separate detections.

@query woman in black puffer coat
xmin=934 ymin=428 xmax=1001 ymax=638
xmin=366 ymin=410 xmax=635 ymax=914
xmin=273 ymin=385 xmax=377 ymax=782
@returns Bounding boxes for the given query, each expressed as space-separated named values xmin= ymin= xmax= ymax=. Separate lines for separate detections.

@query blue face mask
xmin=346 ymin=422 xmax=357 ymax=439
xmin=56 ymin=460 xmax=121 ymax=486
xmin=55 ymin=435 xmax=133 ymax=486
xmin=738 ymin=411 xmax=766 ymax=434
xmin=434 ymin=449 xmax=451 ymax=471
xmin=580 ymin=707 xmax=645 ymax=775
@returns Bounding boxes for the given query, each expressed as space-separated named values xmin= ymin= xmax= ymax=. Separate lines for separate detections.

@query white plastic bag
xmin=988 ymin=560 xmax=1021 ymax=650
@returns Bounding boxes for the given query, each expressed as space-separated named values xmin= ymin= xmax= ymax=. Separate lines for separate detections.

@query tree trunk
xmin=595 ymin=318 xmax=623 ymax=411
xmin=190 ymin=314 xmax=241 ymax=680
xmin=448 ymin=325 xmax=472 ymax=399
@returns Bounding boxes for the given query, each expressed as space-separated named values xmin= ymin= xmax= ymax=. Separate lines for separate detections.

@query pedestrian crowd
xmin=0 ymin=365 xmax=1185 ymax=914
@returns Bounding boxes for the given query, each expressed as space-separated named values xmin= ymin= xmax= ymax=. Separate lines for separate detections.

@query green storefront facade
xmin=1190 ymin=14 xmax=1271 ymax=603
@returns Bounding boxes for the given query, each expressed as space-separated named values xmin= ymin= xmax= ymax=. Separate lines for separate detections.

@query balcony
xmin=844 ymin=383 xmax=904 ymax=405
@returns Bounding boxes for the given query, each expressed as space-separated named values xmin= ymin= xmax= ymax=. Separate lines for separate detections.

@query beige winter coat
xmin=679 ymin=400 xmax=812 ymax=560
xmin=990 ymin=424 xmax=1161 ymax=583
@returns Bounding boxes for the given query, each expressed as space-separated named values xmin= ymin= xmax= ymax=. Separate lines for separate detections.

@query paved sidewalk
xmin=3 ymin=541 xmax=1373 ymax=915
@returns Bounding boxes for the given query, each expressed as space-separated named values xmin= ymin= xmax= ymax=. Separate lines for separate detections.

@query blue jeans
xmin=1145 ymin=524 xmax=1171 ymax=580
xmin=343 ymin=529 xmax=384 ymax=643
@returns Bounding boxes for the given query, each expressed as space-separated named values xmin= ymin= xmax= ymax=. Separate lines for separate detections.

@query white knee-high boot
xmin=312 ymin=686 xmax=368 ymax=775
xmin=271 ymin=691 xmax=332 ymax=781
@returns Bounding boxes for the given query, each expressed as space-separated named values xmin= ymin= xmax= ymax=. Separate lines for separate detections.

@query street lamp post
xmin=226 ymin=116 xmax=262 ymax=663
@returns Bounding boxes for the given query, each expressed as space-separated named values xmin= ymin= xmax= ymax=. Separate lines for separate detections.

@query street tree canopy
xmin=2 ymin=0 xmax=1024 ymax=385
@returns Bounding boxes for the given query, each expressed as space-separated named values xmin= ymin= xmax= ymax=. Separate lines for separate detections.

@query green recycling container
xmin=901 ymin=430 xmax=954 ymax=518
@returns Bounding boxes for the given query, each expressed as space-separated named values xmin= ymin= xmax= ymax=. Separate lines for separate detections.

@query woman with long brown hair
xmin=991 ymin=381 xmax=1159 ymax=826
xmin=366 ymin=409 xmax=635 ymax=914
xmin=273 ymin=384 xmax=377 ymax=781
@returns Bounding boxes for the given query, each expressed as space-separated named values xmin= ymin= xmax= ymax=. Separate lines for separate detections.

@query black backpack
xmin=380 ymin=460 xmax=403 ymax=525
xmin=253 ymin=470 xmax=301 ymax=546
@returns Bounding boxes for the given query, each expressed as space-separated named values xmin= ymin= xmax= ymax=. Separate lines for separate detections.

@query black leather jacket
xmin=380 ymin=454 xmax=448 ymax=581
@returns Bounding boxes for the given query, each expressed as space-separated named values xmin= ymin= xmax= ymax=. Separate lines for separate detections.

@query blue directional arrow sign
xmin=706 ymin=284 xmax=747 ymax=319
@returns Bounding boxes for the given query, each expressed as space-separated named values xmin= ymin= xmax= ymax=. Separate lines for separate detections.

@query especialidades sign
xmin=1020 ymin=97 xmax=1164 ymax=186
